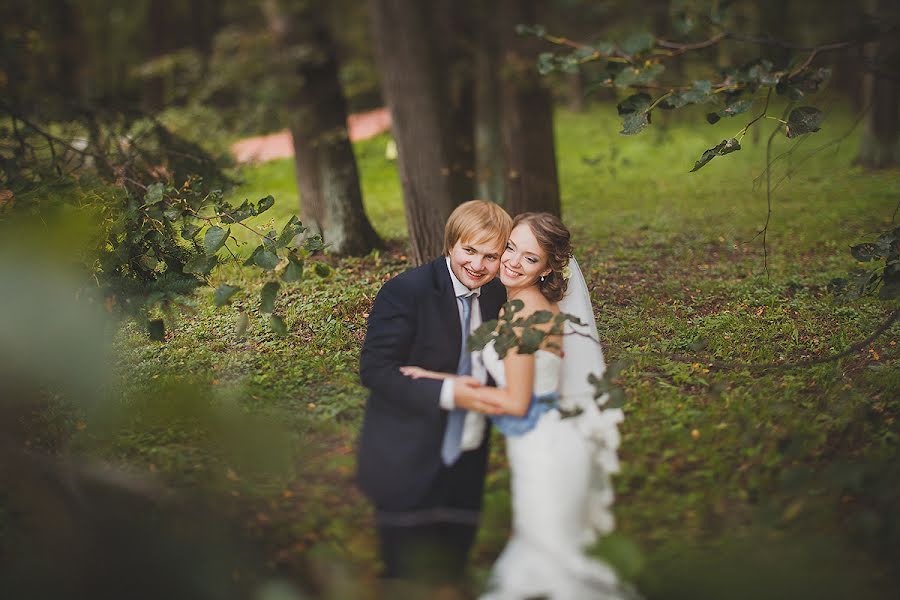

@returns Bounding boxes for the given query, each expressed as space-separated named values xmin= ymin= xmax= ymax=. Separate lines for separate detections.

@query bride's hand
xmin=399 ymin=366 xmax=449 ymax=380
xmin=455 ymin=379 xmax=503 ymax=415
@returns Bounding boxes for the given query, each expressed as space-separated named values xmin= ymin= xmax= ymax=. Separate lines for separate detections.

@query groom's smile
xmin=448 ymin=238 xmax=503 ymax=290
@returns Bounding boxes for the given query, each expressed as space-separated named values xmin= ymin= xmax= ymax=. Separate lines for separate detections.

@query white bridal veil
xmin=557 ymin=257 xmax=624 ymax=536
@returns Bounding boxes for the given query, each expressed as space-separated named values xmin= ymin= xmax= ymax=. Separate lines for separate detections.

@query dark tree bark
xmin=144 ymin=0 xmax=172 ymax=112
xmin=473 ymin=0 xmax=505 ymax=204
xmin=758 ymin=0 xmax=792 ymax=69
xmin=498 ymin=0 xmax=561 ymax=217
xmin=854 ymin=0 xmax=899 ymax=169
xmin=367 ymin=0 xmax=462 ymax=264
xmin=263 ymin=0 xmax=381 ymax=255
xmin=434 ymin=0 xmax=477 ymax=203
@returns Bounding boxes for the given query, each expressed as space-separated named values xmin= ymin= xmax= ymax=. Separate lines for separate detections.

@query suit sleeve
xmin=359 ymin=277 xmax=444 ymax=417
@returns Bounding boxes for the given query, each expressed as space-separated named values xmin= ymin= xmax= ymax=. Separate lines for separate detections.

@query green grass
xmin=74 ymin=101 xmax=900 ymax=596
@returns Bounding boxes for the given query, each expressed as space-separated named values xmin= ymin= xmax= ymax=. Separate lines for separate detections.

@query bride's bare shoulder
xmin=507 ymin=290 xmax=559 ymax=320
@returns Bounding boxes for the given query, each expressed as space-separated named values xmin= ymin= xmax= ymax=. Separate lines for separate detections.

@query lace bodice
xmin=480 ymin=339 xmax=562 ymax=396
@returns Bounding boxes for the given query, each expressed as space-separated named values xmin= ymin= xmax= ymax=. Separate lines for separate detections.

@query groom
xmin=357 ymin=200 xmax=512 ymax=584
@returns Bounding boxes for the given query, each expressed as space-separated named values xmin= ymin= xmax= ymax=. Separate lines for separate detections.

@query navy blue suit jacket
xmin=356 ymin=256 xmax=506 ymax=511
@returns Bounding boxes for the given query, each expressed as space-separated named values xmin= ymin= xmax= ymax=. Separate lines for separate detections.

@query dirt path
xmin=229 ymin=107 xmax=391 ymax=164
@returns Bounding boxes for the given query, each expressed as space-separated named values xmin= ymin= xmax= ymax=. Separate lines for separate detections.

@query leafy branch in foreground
xmin=468 ymin=299 xmax=627 ymax=412
xmin=0 ymin=103 xmax=330 ymax=339
xmin=835 ymin=226 xmax=900 ymax=301
xmin=518 ymin=6 xmax=895 ymax=171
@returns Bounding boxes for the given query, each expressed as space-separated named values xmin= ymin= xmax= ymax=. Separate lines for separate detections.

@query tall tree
xmin=473 ymin=0 xmax=506 ymax=204
xmin=367 ymin=0 xmax=462 ymax=264
xmin=499 ymin=0 xmax=561 ymax=217
xmin=263 ymin=0 xmax=381 ymax=255
xmin=854 ymin=0 xmax=899 ymax=169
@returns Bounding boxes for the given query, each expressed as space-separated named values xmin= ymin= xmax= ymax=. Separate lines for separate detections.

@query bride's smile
xmin=500 ymin=224 xmax=551 ymax=290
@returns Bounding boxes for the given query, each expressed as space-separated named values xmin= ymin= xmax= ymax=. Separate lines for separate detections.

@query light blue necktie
xmin=441 ymin=293 xmax=474 ymax=465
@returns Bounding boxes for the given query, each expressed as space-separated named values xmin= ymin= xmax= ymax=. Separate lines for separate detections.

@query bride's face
xmin=500 ymin=224 xmax=551 ymax=290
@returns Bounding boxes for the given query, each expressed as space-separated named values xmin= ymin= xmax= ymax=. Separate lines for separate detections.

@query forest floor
xmin=30 ymin=102 xmax=900 ymax=598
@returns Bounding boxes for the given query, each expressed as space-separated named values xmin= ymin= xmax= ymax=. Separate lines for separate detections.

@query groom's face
xmin=448 ymin=237 xmax=503 ymax=290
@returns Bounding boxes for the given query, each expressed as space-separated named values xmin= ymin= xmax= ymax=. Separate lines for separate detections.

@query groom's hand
xmin=454 ymin=378 xmax=503 ymax=415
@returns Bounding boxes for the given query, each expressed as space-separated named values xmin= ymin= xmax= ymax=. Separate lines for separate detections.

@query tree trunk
xmin=499 ymin=0 xmax=561 ymax=217
xmin=434 ymin=0 xmax=477 ymax=204
xmin=473 ymin=0 xmax=505 ymax=204
xmin=854 ymin=0 xmax=899 ymax=169
xmin=144 ymin=0 xmax=171 ymax=112
xmin=263 ymin=0 xmax=382 ymax=255
xmin=368 ymin=0 xmax=462 ymax=264
xmin=758 ymin=0 xmax=792 ymax=69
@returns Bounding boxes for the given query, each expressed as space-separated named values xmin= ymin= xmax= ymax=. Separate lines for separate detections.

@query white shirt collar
xmin=445 ymin=256 xmax=482 ymax=298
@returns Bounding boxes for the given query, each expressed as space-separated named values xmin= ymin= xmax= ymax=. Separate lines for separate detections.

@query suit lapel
xmin=432 ymin=257 xmax=462 ymax=359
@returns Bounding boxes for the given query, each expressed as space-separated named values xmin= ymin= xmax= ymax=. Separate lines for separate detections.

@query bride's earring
xmin=540 ymin=275 xmax=546 ymax=282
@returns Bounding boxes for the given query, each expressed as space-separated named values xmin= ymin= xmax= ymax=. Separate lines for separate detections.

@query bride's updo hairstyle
xmin=513 ymin=212 xmax=572 ymax=302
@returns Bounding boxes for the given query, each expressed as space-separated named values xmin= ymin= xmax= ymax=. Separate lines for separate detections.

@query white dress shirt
xmin=439 ymin=257 xmax=488 ymax=451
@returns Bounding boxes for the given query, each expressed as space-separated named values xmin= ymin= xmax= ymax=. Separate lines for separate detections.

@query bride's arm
xmin=455 ymin=350 xmax=535 ymax=417
xmin=399 ymin=366 xmax=453 ymax=380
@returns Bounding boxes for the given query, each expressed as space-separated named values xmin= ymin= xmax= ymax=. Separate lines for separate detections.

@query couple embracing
xmin=357 ymin=201 xmax=632 ymax=599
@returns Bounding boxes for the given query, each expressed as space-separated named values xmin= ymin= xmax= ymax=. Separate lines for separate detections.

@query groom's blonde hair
xmin=443 ymin=200 xmax=512 ymax=255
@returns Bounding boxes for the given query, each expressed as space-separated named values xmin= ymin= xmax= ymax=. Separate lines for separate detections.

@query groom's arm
xmin=359 ymin=277 xmax=443 ymax=417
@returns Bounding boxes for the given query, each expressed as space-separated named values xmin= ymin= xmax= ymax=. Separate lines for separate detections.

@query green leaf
xmin=281 ymin=253 xmax=304 ymax=283
xmin=184 ymin=254 xmax=218 ymax=275
xmin=519 ymin=327 xmax=546 ymax=354
xmin=260 ymin=281 xmax=280 ymax=313
xmin=163 ymin=206 xmax=183 ymax=221
xmin=786 ymin=106 xmax=824 ymax=138
xmin=254 ymin=249 xmax=280 ymax=270
xmin=304 ymin=236 xmax=326 ymax=253
xmin=235 ymin=311 xmax=249 ymax=337
xmin=537 ymin=52 xmax=558 ymax=75
xmin=257 ymin=195 xmax=275 ymax=214
xmin=503 ymin=299 xmax=525 ymax=317
xmin=213 ymin=284 xmax=241 ymax=307
xmin=617 ymin=93 xmax=652 ymax=135
xmin=690 ymin=138 xmax=741 ymax=172
xmin=515 ymin=24 xmax=546 ymax=37
xmin=148 ymin=319 xmax=165 ymax=341
xmin=244 ymin=245 xmax=264 ymax=267
xmin=204 ymin=226 xmax=229 ymax=256
xmin=706 ymin=98 xmax=754 ymax=124
xmin=145 ymin=182 xmax=165 ymax=205
xmin=850 ymin=243 xmax=881 ymax=262
xmin=277 ymin=215 xmax=305 ymax=248
xmin=524 ymin=310 xmax=553 ymax=325
xmin=180 ymin=223 xmax=202 ymax=240
xmin=314 ymin=262 xmax=332 ymax=278
xmin=468 ymin=320 xmax=498 ymax=352
xmin=589 ymin=372 xmax=609 ymax=394
xmin=269 ymin=314 xmax=287 ymax=336
xmin=620 ymin=31 xmax=655 ymax=56
xmin=606 ymin=360 xmax=628 ymax=380
xmin=777 ymin=67 xmax=831 ymax=99
xmin=261 ymin=229 xmax=277 ymax=251
xmin=662 ymin=80 xmax=715 ymax=110
xmin=592 ymin=40 xmax=616 ymax=55
xmin=621 ymin=112 xmax=650 ymax=135
xmin=228 ymin=199 xmax=256 ymax=223
xmin=614 ymin=63 xmax=664 ymax=88
xmin=606 ymin=387 xmax=626 ymax=408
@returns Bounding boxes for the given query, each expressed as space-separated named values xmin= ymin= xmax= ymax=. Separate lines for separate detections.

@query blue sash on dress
xmin=491 ymin=392 xmax=559 ymax=437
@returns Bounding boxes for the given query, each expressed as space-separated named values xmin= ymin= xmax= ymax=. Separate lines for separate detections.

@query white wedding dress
xmin=478 ymin=258 xmax=632 ymax=600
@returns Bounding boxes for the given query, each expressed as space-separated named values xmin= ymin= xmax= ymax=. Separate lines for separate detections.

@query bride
xmin=402 ymin=213 xmax=633 ymax=599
